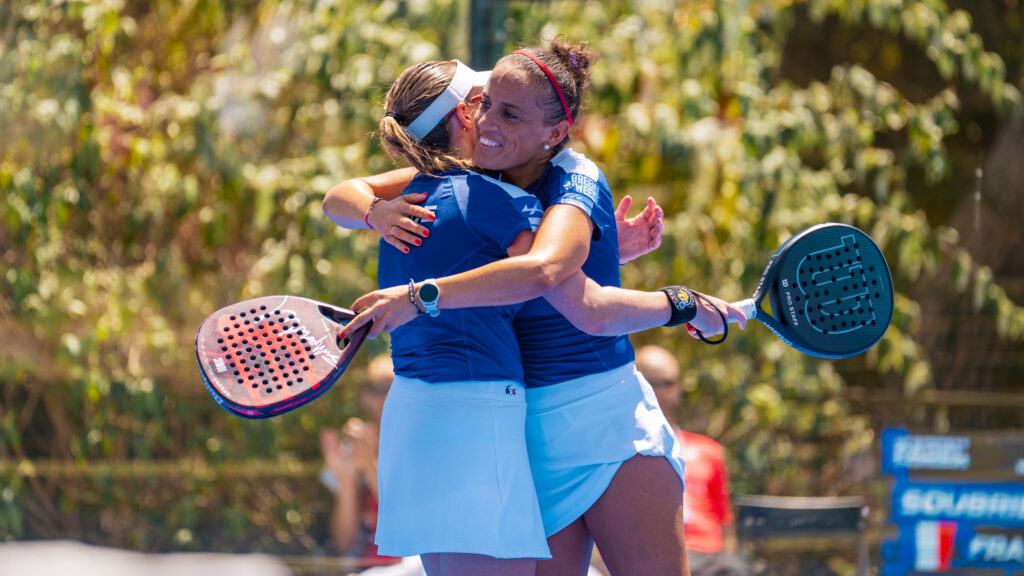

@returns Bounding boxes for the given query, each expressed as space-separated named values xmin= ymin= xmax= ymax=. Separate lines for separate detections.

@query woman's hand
xmin=319 ymin=428 xmax=357 ymax=481
xmin=340 ymin=284 xmax=419 ymax=339
xmin=366 ymin=192 xmax=436 ymax=253
xmin=615 ymin=195 xmax=664 ymax=264
xmin=686 ymin=292 xmax=748 ymax=337
xmin=341 ymin=417 xmax=378 ymax=482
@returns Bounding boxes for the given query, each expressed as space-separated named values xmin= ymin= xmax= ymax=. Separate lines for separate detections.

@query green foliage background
xmin=2 ymin=0 xmax=1022 ymax=561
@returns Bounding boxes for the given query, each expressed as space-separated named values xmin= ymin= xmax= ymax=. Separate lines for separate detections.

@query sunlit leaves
xmin=1 ymin=0 xmax=1021 ymax=549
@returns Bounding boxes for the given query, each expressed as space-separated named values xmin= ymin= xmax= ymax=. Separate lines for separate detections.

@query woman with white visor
xmin=361 ymin=59 xmax=549 ymax=576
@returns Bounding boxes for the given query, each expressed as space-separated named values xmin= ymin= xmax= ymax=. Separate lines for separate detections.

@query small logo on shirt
xmin=521 ymin=206 xmax=544 ymax=218
xmin=505 ymin=385 xmax=518 ymax=396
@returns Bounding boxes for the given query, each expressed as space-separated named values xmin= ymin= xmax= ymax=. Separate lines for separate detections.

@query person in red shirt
xmin=635 ymin=345 xmax=751 ymax=576
xmin=320 ymin=355 xmax=425 ymax=575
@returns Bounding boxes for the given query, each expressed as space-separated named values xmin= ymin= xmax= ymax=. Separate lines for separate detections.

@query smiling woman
xmin=473 ymin=44 xmax=593 ymax=185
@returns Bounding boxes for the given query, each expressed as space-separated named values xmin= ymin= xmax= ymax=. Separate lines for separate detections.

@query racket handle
xmin=730 ymin=298 xmax=757 ymax=322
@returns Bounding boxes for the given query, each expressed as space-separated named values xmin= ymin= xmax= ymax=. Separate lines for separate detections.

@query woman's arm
xmin=319 ymin=429 xmax=362 ymax=556
xmin=325 ymin=169 xmax=663 ymax=259
xmin=342 ymin=204 xmax=594 ymax=338
xmin=340 ymin=205 xmax=746 ymax=339
xmin=322 ymin=167 xmax=436 ymax=251
xmin=542 ymin=271 xmax=747 ymax=337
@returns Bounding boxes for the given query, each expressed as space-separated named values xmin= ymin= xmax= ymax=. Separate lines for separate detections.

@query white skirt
xmin=374 ymin=376 xmax=551 ymax=560
xmin=525 ymin=362 xmax=687 ymax=536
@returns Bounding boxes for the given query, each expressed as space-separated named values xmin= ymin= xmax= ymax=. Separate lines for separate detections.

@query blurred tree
xmin=1 ymin=0 xmax=1021 ymax=561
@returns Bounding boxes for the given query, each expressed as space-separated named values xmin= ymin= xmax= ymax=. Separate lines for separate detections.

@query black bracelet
xmin=660 ymin=286 xmax=698 ymax=327
xmin=687 ymin=291 xmax=728 ymax=345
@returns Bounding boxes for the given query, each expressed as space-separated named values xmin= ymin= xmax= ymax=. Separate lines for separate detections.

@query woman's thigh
xmin=420 ymin=553 xmax=536 ymax=576
xmin=535 ymin=517 xmax=592 ymax=576
xmin=583 ymin=454 xmax=688 ymax=576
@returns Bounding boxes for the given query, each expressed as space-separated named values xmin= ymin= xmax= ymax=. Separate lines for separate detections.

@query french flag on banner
xmin=915 ymin=520 xmax=957 ymax=570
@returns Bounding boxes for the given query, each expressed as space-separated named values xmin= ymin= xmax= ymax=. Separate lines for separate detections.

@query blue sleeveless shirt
xmin=514 ymin=149 xmax=636 ymax=388
xmin=378 ymin=170 xmax=542 ymax=384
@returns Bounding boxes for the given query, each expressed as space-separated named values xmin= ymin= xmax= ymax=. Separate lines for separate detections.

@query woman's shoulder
xmin=437 ymin=170 xmax=538 ymax=204
xmin=548 ymin=147 xmax=603 ymax=183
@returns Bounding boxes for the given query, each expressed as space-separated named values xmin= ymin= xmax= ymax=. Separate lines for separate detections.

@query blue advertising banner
xmin=882 ymin=427 xmax=1024 ymax=481
xmin=881 ymin=428 xmax=1024 ymax=575
xmin=891 ymin=481 xmax=1024 ymax=528
xmin=882 ymin=521 xmax=1024 ymax=573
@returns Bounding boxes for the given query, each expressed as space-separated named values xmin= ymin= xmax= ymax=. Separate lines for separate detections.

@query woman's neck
xmin=501 ymin=154 xmax=552 ymax=188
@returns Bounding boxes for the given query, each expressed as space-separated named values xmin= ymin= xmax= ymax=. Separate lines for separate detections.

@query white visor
xmin=406 ymin=60 xmax=490 ymax=140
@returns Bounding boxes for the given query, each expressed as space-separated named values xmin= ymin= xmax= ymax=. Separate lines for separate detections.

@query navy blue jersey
xmin=379 ymin=170 xmax=542 ymax=383
xmin=515 ymin=149 xmax=635 ymax=388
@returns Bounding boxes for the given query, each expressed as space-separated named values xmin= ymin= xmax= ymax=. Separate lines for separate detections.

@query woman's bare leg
xmin=583 ymin=455 xmax=689 ymax=576
xmin=535 ymin=517 xmax=593 ymax=576
xmin=420 ymin=552 xmax=536 ymax=576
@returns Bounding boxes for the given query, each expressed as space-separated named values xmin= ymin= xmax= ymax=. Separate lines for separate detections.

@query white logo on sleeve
xmin=566 ymin=174 xmax=598 ymax=201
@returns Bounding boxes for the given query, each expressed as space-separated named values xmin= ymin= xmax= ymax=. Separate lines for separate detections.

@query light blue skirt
xmin=525 ymin=362 xmax=687 ymax=536
xmin=375 ymin=376 xmax=551 ymax=560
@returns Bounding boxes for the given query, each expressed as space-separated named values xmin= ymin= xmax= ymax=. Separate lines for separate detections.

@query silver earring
xmin=544 ymin=144 xmax=550 ymax=151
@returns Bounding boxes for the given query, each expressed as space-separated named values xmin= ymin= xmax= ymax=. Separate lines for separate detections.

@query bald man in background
xmin=635 ymin=345 xmax=750 ymax=576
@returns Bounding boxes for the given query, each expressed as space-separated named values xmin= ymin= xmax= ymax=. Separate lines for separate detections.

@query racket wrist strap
xmin=686 ymin=291 xmax=728 ymax=345
xmin=660 ymin=286 xmax=698 ymax=327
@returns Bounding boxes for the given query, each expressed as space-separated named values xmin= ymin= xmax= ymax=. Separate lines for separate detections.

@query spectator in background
xmin=319 ymin=355 xmax=425 ymax=576
xmin=635 ymin=345 xmax=751 ymax=576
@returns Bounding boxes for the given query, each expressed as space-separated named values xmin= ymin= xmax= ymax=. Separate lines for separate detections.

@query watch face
xmin=419 ymin=283 xmax=440 ymax=303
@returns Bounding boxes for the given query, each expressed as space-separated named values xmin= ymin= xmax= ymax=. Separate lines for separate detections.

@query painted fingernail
xmin=422 ymin=230 xmax=430 ymax=237
xmin=415 ymin=239 xmax=422 ymax=246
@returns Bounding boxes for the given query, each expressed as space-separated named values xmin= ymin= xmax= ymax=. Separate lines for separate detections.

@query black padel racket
xmin=196 ymin=296 xmax=371 ymax=419
xmin=731 ymin=223 xmax=893 ymax=358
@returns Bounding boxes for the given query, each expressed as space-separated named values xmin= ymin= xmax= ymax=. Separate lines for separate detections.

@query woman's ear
xmin=455 ymin=101 xmax=474 ymax=130
xmin=545 ymin=119 xmax=571 ymax=149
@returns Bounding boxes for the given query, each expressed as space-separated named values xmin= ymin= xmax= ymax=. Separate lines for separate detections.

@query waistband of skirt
xmin=525 ymin=361 xmax=637 ymax=411
xmin=390 ymin=374 xmax=527 ymax=402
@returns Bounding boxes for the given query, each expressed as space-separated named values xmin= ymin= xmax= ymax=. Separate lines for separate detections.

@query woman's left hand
xmin=615 ymin=195 xmax=664 ymax=264
xmin=339 ymin=285 xmax=419 ymax=340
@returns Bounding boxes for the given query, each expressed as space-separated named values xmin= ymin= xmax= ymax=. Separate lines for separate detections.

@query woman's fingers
xmin=725 ymin=303 xmax=748 ymax=330
xmin=369 ymin=193 xmax=434 ymax=240
xmin=614 ymin=194 xmax=633 ymax=221
xmin=342 ymin=286 xmax=421 ymax=339
xmin=401 ymin=193 xmax=436 ymax=222
xmin=340 ymin=307 xmax=375 ymax=339
xmin=382 ymin=233 xmax=412 ymax=253
xmin=389 ymin=218 xmax=427 ymax=246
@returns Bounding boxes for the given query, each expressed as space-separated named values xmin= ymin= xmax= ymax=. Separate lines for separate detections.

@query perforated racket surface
xmin=734 ymin=223 xmax=893 ymax=358
xmin=195 ymin=296 xmax=370 ymax=419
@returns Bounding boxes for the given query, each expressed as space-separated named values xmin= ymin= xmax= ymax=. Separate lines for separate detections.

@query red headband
xmin=512 ymin=50 xmax=573 ymax=127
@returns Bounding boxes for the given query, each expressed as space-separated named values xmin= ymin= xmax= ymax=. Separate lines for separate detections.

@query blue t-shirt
xmin=379 ymin=170 xmax=542 ymax=383
xmin=515 ymin=149 xmax=635 ymax=388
